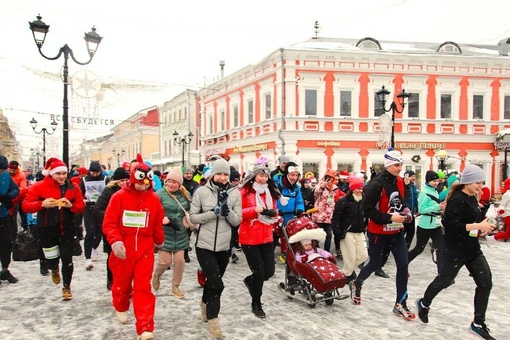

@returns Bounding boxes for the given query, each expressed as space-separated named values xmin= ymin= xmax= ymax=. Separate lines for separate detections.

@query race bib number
xmin=383 ymin=222 xmax=404 ymax=232
xmin=122 ymin=210 xmax=148 ymax=228
xmin=327 ymin=194 xmax=334 ymax=205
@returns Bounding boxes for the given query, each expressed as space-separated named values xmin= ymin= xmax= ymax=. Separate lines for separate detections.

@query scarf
xmin=253 ymin=182 xmax=277 ymax=225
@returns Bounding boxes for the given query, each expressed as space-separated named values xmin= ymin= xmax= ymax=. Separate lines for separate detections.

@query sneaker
xmin=199 ymin=299 xmax=207 ymax=323
xmin=415 ymin=298 xmax=430 ymax=323
xmin=62 ymin=286 xmax=73 ymax=301
xmin=40 ymin=264 xmax=49 ymax=276
xmin=184 ymin=252 xmax=191 ymax=263
xmin=137 ymin=331 xmax=154 ymax=340
xmin=375 ymin=268 xmax=389 ymax=278
xmin=243 ymin=276 xmax=253 ymax=297
xmin=85 ymin=259 xmax=94 ymax=270
xmin=278 ymin=254 xmax=286 ymax=264
xmin=208 ymin=318 xmax=222 ymax=338
xmin=335 ymin=249 xmax=342 ymax=258
xmin=251 ymin=301 xmax=266 ymax=319
xmin=231 ymin=253 xmax=239 ymax=264
xmin=349 ymin=281 xmax=361 ymax=305
xmin=51 ymin=268 xmax=61 ymax=285
xmin=116 ymin=310 xmax=128 ymax=324
xmin=152 ymin=273 xmax=161 ymax=291
xmin=393 ymin=302 xmax=416 ymax=320
xmin=172 ymin=285 xmax=185 ymax=299
xmin=91 ymin=248 xmax=98 ymax=262
xmin=0 ymin=270 xmax=19 ymax=283
xmin=233 ymin=245 xmax=242 ymax=252
xmin=469 ymin=322 xmax=496 ymax=340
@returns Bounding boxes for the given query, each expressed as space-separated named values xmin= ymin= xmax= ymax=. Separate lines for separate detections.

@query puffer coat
xmin=156 ymin=187 xmax=191 ymax=252
xmin=190 ymin=181 xmax=242 ymax=252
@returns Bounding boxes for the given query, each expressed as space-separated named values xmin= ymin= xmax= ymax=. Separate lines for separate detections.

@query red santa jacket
xmin=102 ymin=185 xmax=164 ymax=251
xmin=22 ymin=176 xmax=85 ymax=234
xmin=238 ymin=186 xmax=277 ymax=245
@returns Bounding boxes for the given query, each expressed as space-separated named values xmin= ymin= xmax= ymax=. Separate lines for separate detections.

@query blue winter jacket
xmin=273 ymin=173 xmax=305 ymax=226
xmin=0 ymin=172 xmax=19 ymax=218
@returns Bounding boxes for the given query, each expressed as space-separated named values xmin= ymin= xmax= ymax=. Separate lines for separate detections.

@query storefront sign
xmin=232 ymin=143 xmax=269 ymax=154
xmin=393 ymin=142 xmax=446 ymax=150
xmin=205 ymin=147 xmax=225 ymax=157
xmin=317 ymin=141 xmax=341 ymax=147
xmin=494 ymin=141 xmax=510 ymax=150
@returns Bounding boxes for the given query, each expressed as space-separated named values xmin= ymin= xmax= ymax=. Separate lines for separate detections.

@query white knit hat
xmin=384 ymin=150 xmax=404 ymax=168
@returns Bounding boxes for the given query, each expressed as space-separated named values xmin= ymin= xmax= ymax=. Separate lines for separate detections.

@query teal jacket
xmin=417 ymin=184 xmax=442 ymax=229
xmin=156 ymin=188 xmax=191 ymax=252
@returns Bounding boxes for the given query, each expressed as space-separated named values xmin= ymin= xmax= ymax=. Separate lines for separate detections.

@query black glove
xmin=295 ymin=209 xmax=304 ymax=216
xmin=261 ymin=209 xmax=277 ymax=217
xmin=221 ymin=204 xmax=230 ymax=217
xmin=218 ymin=190 xmax=229 ymax=203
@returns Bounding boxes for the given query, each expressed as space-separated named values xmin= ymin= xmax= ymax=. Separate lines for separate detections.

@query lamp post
xmin=29 ymin=15 xmax=103 ymax=167
xmin=173 ymin=131 xmax=194 ymax=169
xmin=30 ymin=148 xmax=42 ymax=171
xmin=376 ymin=85 xmax=411 ymax=149
xmin=113 ymin=149 xmax=125 ymax=167
xmin=30 ymin=117 xmax=58 ymax=165
xmin=436 ymin=149 xmax=450 ymax=172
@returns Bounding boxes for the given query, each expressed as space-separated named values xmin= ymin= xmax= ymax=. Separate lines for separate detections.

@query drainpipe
xmin=279 ymin=48 xmax=286 ymax=155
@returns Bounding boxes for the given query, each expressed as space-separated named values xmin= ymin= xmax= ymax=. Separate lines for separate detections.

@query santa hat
xmin=339 ymin=171 xmax=350 ymax=179
xmin=42 ymin=158 xmax=68 ymax=176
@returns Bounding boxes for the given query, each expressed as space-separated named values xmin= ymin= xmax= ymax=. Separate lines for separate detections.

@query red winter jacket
xmin=22 ymin=176 xmax=85 ymax=234
xmin=238 ymin=186 xmax=277 ymax=245
xmin=102 ymin=185 xmax=165 ymax=251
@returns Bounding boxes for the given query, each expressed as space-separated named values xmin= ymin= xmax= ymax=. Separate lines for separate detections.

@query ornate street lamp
xmin=30 ymin=117 xmax=58 ymax=165
xmin=113 ymin=149 xmax=125 ymax=167
xmin=173 ymin=131 xmax=194 ymax=169
xmin=436 ymin=149 xmax=450 ymax=172
xmin=29 ymin=15 xmax=103 ymax=167
xmin=376 ymin=85 xmax=411 ymax=149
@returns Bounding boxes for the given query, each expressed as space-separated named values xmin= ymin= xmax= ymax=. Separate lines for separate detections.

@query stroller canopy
xmin=287 ymin=215 xmax=326 ymax=245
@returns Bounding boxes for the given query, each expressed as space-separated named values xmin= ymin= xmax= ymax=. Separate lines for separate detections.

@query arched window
xmin=437 ymin=41 xmax=462 ymax=54
xmin=356 ymin=37 xmax=382 ymax=50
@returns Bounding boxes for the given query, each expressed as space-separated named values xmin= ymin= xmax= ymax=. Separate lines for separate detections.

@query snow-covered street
xmin=1 ymin=236 xmax=509 ymax=340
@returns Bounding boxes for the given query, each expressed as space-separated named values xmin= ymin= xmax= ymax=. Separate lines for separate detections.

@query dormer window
xmin=437 ymin=41 xmax=462 ymax=54
xmin=356 ymin=37 xmax=382 ymax=50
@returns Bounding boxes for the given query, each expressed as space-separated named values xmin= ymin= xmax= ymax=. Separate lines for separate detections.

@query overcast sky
xmin=1 ymin=0 xmax=510 ymax=160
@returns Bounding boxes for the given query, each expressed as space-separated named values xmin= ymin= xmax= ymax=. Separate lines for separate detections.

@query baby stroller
xmin=277 ymin=214 xmax=348 ymax=308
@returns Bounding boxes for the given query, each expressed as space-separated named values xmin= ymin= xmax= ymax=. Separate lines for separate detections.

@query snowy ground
xmin=1 ymin=235 xmax=509 ymax=340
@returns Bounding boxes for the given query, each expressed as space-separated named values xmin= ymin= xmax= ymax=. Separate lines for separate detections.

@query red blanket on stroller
xmin=291 ymin=255 xmax=346 ymax=292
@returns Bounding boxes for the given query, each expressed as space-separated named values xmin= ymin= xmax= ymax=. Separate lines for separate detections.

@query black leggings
xmin=408 ymin=227 xmax=443 ymax=273
xmin=422 ymin=253 xmax=492 ymax=325
xmin=39 ymin=226 xmax=75 ymax=286
xmin=241 ymin=243 xmax=275 ymax=302
xmin=0 ymin=216 xmax=13 ymax=270
xmin=196 ymin=247 xmax=230 ymax=320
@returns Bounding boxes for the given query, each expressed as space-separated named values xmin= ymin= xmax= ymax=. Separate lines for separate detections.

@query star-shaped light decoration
xmin=71 ymin=70 xmax=101 ymax=98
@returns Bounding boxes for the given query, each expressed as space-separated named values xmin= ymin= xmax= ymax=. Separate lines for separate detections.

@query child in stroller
xmin=295 ymin=239 xmax=335 ymax=264
xmin=278 ymin=214 xmax=348 ymax=307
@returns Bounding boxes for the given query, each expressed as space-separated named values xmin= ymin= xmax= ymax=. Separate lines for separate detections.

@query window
xmin=505 ymin=96 xmax=510 ymax=120
xmin=437 ymin=42 xmax=462 ymax=54
xmin=305 ymin=90 xmax=317 ymax=115
xmin=233 ymin=105 xmax=239 ymax=128
xmin=336 ymin=163 xmax=354 ymax=173
xmin=220 ymin=110 xmax=225 ymax=131
xmin=473 ymin=95 xmax=484 ymax=119
xmin=265 ymin=94 xmax=271 ymax=119
xmin=248 ymin=100 xmax=254 ymax=124
xmin=302 ymin=162 xmax=319 ymax=179
xmin=440 ymin=94 xmax=452 ymax=119
xmin=408 ymin=93 xmax=419 ymax=118
xmin=374 ymin=92 xmax=385 ymax=117
xmin=208 ymin=115 xmax=213 ymax=134
xmin=340 ymin=91 xmax=351 ymax=116
xmin=356 ymin=37 xmax=382 ymax=50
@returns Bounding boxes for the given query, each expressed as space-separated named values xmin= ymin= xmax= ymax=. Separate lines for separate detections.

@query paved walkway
xmin=1 ymin=237 xmax=508 ymax=339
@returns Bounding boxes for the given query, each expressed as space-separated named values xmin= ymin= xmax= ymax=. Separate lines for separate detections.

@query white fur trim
xmin=288 ymin=228 xmax=326 ymax=244
xmin=49 ymin=165 xmax=68 ymax=176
